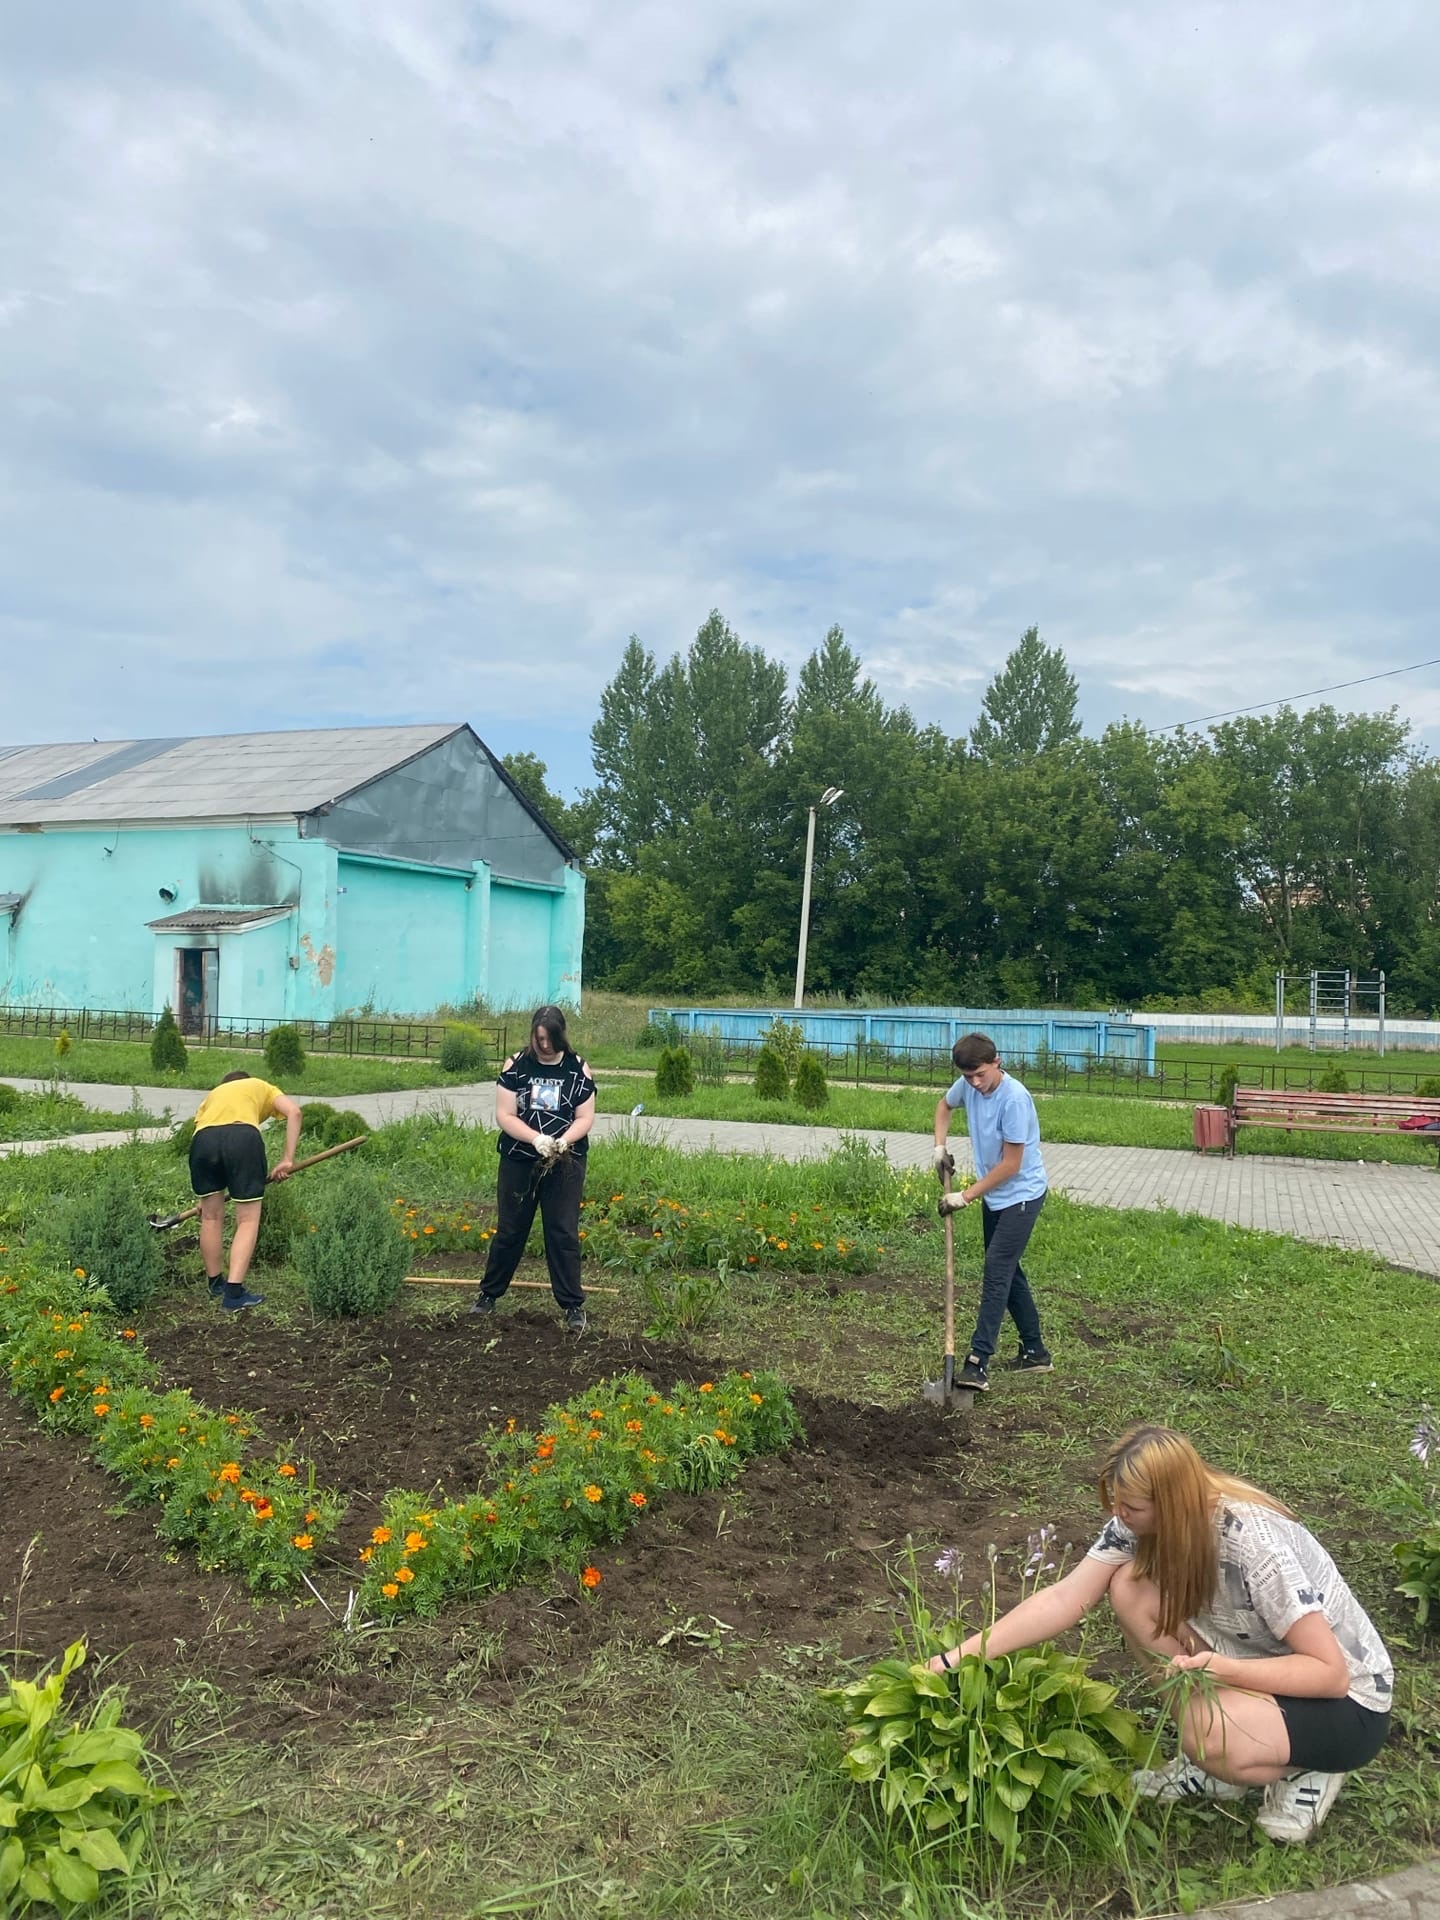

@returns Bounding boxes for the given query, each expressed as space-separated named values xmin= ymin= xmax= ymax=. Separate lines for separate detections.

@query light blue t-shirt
xmin=945 ymin=1072 xmax=1047 ymax=1209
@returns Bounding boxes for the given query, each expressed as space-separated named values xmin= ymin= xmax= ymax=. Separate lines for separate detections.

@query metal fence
xmin=0 ymin=1004 xmax=506 ymax=1062
xmin=678 ymin=1034 xmax=1440 ymax=1102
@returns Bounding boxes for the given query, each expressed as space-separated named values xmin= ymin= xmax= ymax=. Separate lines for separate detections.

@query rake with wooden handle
xmin=147 ymin=1135 xmax=367 ymax=1230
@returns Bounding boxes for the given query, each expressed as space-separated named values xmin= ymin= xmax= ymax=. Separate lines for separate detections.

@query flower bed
xmin=0 ymin=1258 xmax=344 ymax=1590
xmin=359 ymin=1367 xmax=801 ymax=1614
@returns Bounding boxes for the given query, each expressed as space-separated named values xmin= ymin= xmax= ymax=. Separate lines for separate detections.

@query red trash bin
xmin=1193 ymin=1104 xmax=1229 ymax=1153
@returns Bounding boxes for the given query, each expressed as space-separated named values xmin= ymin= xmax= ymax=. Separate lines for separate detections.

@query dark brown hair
xmin=220 ymin=1069 xmax=253 ymax=1085
xmin=530 ymin=1005 xmax=570 ymax=1054
xmin=951 ymin=1032 xmax=999 ymax=1073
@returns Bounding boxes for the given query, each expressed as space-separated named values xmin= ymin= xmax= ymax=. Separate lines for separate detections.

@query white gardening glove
xmin=937 ymin=1191 xmax=968 ymax=1216
xmin=931 ymin=1144 xmax=955 ymax=1181
xmin=533 ymin=1132 xmax=559 ymax=1159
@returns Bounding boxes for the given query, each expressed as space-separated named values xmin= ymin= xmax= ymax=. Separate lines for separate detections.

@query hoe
xmin=147 ymin=1135 xmax=367 ymax=1231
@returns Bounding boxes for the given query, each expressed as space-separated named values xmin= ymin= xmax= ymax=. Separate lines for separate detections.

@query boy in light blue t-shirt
xmin=932 ymin=1031 xmax=1052 ymax=1391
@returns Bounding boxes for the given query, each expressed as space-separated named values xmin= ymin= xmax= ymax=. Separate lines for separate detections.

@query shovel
xmin=148 ymin=1135 xmax=368 ymax=1230
xmin=923 ymin=1164 xmax=975 ymax=1407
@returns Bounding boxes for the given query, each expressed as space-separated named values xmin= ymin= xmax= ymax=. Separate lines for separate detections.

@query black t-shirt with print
xmin=496 ymin=1048 xmax=596 ymax=1161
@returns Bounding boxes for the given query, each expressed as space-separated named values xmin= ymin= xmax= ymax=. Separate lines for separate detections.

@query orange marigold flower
xmin=93 ymin=1403 xmax=110 ymax=1417
xmin=581 ymin=1566 xmax=602 ymax=1589
xmin=699 ymin=1383 xmax=714 ymax=1393
xmin=254 ymin=1500 xmax=273 ymax=1519
xmin=423 ymin=1225 xmax=436 ymax=1234
xmin=359 ymin=1546 xmax=373 ymax=1563
xmin=382 ymin=1582 xmax=399 ymax=1598
xmin=586 ymin=1428 xmax=602 ymax=1441
xmin=395 ymin=1566 xmax=414 ymax=1584
xmin=749 ymin=1393 xmax=763 ymax=1405
xmin=166 ymin=1456 xmax=180 ymax=1468
xmin=218 ymin=1462 xmax=242 ymax=1483
xmin=404 ymin=1531 xmax=427 ymax=1552
xmin=416 ymin=1511 xmax=435 ymax=1525
xmin=53 ymin=1349 xmax=71 ymax=1361
xmin=121 ymin=1329 xmax=137 ymax=1340
xmin=628 ymin=1492 xmax=647 ymax=1508
xmin=278 ymin=1463 xmax=298 ymax=1477
xmin=139 ymin=1413 xmax=155 ymax=1429
xmin=73 ymin=1267 xmax=86 ymax=1278
xmin=48 ymin=1386 xmax=64 ymax=1403
xmin=625 ymin=1419 xmax=643 ymax=1433
xmin=371 ymin=1526 xmax=392 ymax=1544
xmin=583 ymin=1485 xmax=604 ymax=1503
xmin=292 ymin=1534 xmax=314 ymax=1550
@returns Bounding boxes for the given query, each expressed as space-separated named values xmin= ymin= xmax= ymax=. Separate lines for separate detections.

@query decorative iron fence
xmin=0 ymin=1004 xmax=506 ymax=1062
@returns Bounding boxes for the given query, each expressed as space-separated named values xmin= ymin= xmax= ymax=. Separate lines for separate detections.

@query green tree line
xmin=504 ymin=617 xmax=1440 ymax=1012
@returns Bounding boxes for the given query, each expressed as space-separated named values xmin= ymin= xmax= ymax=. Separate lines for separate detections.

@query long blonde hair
xmin=1097 ymin=1426 xmax=1292 ymax=1639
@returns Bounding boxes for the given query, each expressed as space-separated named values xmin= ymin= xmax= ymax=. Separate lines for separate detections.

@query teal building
xmin=0 ymin=725 xmax=584 ymax=1028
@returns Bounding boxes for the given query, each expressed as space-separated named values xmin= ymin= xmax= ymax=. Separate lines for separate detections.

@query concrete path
xmin=5 ymin=1077 xmax=1439 ymax=1277
xmin=1188 ymin=1859 xmax=1440 ymax=1920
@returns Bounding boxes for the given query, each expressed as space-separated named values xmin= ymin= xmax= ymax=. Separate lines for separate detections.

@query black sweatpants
xmin=968 ymin=1194 xmax=1047 ymax=1365
xmin=478 ymin=1153 xmax=586 ymax=1311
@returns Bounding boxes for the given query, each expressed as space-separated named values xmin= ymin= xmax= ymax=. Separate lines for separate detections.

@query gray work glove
xmin=937 ymin=1191 xmax=968 ymax=1216
xmin=931 ymin=1144 xmax=956 ymax=1181
xmin=533 ymin=1132 xmax=560 ymax=1159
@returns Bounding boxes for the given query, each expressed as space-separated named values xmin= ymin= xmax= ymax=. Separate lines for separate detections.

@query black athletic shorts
xmin=189 ymin=1123 xmax=268 ymax=1203
xmin=1276 ymin=1695 xmax=1390 ymax=1773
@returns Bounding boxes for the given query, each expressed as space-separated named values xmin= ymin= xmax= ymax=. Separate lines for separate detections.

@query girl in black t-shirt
xmin=471 ymin=1005 xmax=596 ymax=1329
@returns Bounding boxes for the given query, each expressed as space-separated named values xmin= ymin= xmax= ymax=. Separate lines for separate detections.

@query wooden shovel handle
xmin=154 ymin=1133 xmax=367 ymax=1229
xmin=941 ymin=1165 xmax=956 ymax=1367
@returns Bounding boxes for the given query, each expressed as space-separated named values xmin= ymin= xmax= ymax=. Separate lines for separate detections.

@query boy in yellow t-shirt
xmin=189 ymin=1069 xmax=303 ymax=1310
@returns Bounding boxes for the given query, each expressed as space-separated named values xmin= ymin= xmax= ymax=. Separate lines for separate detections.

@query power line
xmin=1150 ymin=655 xmax=1440 ymax=733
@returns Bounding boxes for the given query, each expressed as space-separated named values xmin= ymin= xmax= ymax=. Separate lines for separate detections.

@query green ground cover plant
xmin=0 ymin=1260 xmax=344 ymax=1589
xmin=0 ymin=1637 xmax=168 ymax=1913
xmin=358 ymin=1367 xmax=800 ymax=1615
xmin=0 ymin=1086 xmax=162 ymax=1142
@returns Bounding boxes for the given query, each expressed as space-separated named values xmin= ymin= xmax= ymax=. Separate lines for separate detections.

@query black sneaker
xmin=1003 ymin=1347 xmax=1054 ymax=1373
xmin=469 ymin=1295 xmax=497 ymax=1317
xmin=221 ymin=1286 xmax=264 ymax=1312
xmin=207 ymin=1275 xmax=226 ymax=1299
xmin=957 ymin=1355 xmax=990 ymax=1391
xmin=564 ymin=1306 xmax=587 ymax=1332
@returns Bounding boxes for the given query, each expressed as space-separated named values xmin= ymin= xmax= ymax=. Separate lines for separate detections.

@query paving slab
xmin=1182 ymin=1858 xmax=1440 ymax=1920
xmin=5 ymin=1078 xmax=1439 ymax=1278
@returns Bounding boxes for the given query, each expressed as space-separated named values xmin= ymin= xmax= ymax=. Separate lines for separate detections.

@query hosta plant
xmin=0 ymin=1639 xmax=168 ymax=1913
xmin=1393 ymin=1404 xmax=1440 ymax=1627
xmin=824 ymin=1546 xmax=1141 ymax=1872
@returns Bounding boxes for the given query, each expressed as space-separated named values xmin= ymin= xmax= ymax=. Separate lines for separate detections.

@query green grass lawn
xmin=597 ymin=1075 xmax=1440 ymax=1167
xmin=6 ymin=1120 xmax=1440 ymax=1919
xmin=0 ymin=1085 xmax=163 ymax=1141
xmin=0 ymin=1034 xmax=462 ymax=1095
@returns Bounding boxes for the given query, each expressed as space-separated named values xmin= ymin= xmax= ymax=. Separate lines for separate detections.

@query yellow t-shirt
xmin=193 ymin=1078 xmax=283 ymax=1134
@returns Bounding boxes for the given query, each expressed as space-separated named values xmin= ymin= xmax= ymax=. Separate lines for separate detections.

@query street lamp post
xmin=794 ymin=786 xmax=844 ymax=1009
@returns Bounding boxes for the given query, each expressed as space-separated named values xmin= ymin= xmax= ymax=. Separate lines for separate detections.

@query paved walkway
xmin=4 ymin=1077 xmax=1439 ymax=1277
xmin=1189 ymin=1860 xmax=1440 ymax=1920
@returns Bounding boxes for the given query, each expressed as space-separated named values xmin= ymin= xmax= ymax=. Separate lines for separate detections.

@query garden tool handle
xmin=942 ymin=1165 xmax=956 ymax=1384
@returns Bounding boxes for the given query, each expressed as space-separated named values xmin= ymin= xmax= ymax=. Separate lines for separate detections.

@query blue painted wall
xmin=1 ymin=820 xmax=585 ymax=1019
xmin=651 ymin=1006 xmax=1156 ymax=1070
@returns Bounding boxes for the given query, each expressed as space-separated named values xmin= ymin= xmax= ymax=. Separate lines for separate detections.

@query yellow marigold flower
xmin=292 ymin=1534 xmax=314 ymax=1551
xmin=139 ymin=1413 xmax=155 ymax=1429
xmin=359 ymin=1546 xmax=373 ymax=1563
xmin=749 ymin=1393 xmax=763 ymax=1405
xmin=395 ymin=1566 xmax=414 ymax=1584
xmin=167 ymin=1456 xmax=180 ymax=1468
xmin=416 ymin=1511 xmax=434 ymax=1525
xmin=404 ymin=1530 xmax=427 ymax=1552
xmin=371 ymin=1526 xmax=392 ymax=1544
xmin=583 ymin=1485 xmax=604 ymax=1503
xmin=73 ymin=1268 xmax=85 ymax=1278
xmin=581 ymin=1566 xmax=602 ymax=1589
xmin=278 ymin=1463 xmax=298 ymax=1477
xmin=589 ymin=1409 xmax=606 ymax=1420
xmin=628 ymin=1492 xmax=647 ymax=1508
xmin=699 ymin=1383 xmax=714 ymax=1393
xmin=382 ymin=1582 xmax=399 ymax=1598
xmin=93 ymin=1403 xmax=110 ymax=1417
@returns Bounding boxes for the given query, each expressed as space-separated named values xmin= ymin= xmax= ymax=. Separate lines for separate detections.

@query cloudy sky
xmin=4 ymin=0 xmax=1438 ymax=792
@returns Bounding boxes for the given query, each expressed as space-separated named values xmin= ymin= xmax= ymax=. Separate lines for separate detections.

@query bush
xmin=1417 ymin=1077 xmax=1440 ymax=1099
xmin=655 ymin=1045 xmax=694 ymax=1098
xmin=440 ymin=1022 xmax=491 ymax=1076
xmin=690 ymin=1028 xmax=728 ymax=1089
xmin=793 ymin=1052 xmax=829 ymax=1110
xmin=753 ymin=1044 xmax=789 ymax=1102
xmin=295 ymin=1166 xmax=409 ymax=1318
xmin=264 ymin=1024 xmax=306 ymax=1078
xmin=1316 ymin=1062 xmax=1351 ymax=1094
xmin=0 ymin=1083 xmax=20 ymax=1116
xmin=149 ymin=1004 xmax=188 ymax=1075
xmin=170 ymin=1116 xmax=196 ymax=1157
xmin=760 ymin=1014 xmax=805 ymax=1078
xmin=62 ymin=1168 xmax=165 ymax=1314
xmin=299 ymin=1101 xmax=341 ymax=1144
xmin=637 ymin=1015 xmax=683 ymax=1052
xmin=325 ymin=1109 xmax=371 ymax=1147
xmin=1215 ymin=1064 xmax=1239 ymax=1108
xmin=254 ymin=1177 xmax=307 ymax=1269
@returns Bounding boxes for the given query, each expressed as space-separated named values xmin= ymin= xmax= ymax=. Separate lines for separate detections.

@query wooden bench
xmin=1229 ymin=1088 xmax=1440 ymax=1166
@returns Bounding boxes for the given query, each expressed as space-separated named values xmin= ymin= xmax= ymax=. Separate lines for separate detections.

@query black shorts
xmin=1276 ymin=1695 xmax=1390 ymax=1773
xmin=189 ymin=1123 xmax=268 ymax=1203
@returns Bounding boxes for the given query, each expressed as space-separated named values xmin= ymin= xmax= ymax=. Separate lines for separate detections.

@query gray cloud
xmin=2 ymin=0 xmax=1437 ymax=786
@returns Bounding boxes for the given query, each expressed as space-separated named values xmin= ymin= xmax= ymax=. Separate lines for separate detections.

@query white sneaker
xmin=1256 ymin=1770 xmax=1343 ymax=1844
xmin=1131 ymin=1755 xmax=1248 ymax=1803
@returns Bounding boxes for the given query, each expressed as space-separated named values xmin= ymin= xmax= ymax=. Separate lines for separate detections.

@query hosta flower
xmin=935 ymin=1547 xmax=962 ymax=1577
xmin=1412 ymin=1405 xmax=1439 ymax=1468
xmin=1024 ymin=1525 xmax=1059 ymax=1580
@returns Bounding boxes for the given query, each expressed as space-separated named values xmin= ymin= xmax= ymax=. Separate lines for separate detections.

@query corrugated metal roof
xmin=146 ymin=906 xmax=293 ymax=933
xmin=0 ymin=726 xmax=462 ymax=825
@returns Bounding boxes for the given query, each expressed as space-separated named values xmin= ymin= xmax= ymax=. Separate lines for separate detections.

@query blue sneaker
xmin=221 ymin=1286 xmax=264 ymax=1312
xmin=207 ymin=1275 xmax=226 ymax=1299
